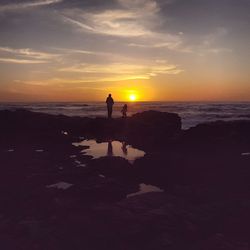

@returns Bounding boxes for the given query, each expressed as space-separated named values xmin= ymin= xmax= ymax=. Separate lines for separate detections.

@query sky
xmin=0 ymin=0 xmax=249 ymax=102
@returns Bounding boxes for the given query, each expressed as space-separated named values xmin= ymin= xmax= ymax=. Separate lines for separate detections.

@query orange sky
xmin=0 ymin=0 xmax=249 ymax=102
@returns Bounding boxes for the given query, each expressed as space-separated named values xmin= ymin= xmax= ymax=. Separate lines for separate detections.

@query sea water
xmin=1 ymin=102 xmax=250 ymax=129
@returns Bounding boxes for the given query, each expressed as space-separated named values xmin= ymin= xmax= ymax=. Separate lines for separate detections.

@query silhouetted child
xmin=121 ymin=104 xmax=127 ymax=118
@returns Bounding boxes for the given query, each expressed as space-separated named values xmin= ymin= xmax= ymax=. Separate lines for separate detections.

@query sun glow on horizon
xmin=129 ymin=93 xmax=137 ymax=101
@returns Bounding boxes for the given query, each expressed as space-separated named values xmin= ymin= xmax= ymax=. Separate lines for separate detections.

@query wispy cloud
xmin=60 ymin=0 xmax=185 ymax=53
xmin=59 ymin=3 xmax=232 ymax=57
xmin=0 ymin=0 xmax=63 ymax=13
xmin=59 ymin=61 xmax=183 ymax=82
xmin=0 ymin=46 xmax=59 ymax=60
xmin=202 ymin=27 xmax=228 ymax=47
xmin=61 ymin=0 xmax=160 ymax=37
xmin=13 ymin=80 xmax=50 ymax=86
xmin=0 ymin=46 xmax=61 ymax=64
xmin=128 ymin=34 xmax=182 ymax=50
xmin=53 ymin=47 xmax=142 ymax=63
xmin=182 ymin=27 xmax=232 ymax=56
xmin=0 ymin=58 xmax=47 ymax=64
xmin=204 ymin=48 xmax=232 ymax=54
xmin=62 ymin=12 xmax=150 ymax=38
xmin=53 ymin=47 xmax=104 ymax=56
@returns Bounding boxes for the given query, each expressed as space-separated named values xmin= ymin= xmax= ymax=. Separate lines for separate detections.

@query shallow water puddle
xmin=73 ymin=159 xmax=87 ymax=167
xmin=76 ymin=163 xmax=87 ymax=168
xmin=241 ymin=152 xmax=250 ymax=156
xmin=73 ymin=140 xmax=145 ymax=163
xmin=35 ymin=149 xmax=44 ymax=153
xmin=46 ymin=182 xmax=73 ymax=190
xmin=127 ymin=183 xmax=163 ymax=198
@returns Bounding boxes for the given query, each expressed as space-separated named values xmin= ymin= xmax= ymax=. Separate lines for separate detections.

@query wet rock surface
xmin=0 ymin=109 xmax=249 ymax=250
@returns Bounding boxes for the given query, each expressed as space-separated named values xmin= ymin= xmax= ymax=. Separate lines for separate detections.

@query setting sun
xmin=129 ymin=94 xmax=137 ymax=101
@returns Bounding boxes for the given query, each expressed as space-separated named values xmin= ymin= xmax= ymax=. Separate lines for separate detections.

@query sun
xmin=129 ymin=94 xmax=137 ymax=101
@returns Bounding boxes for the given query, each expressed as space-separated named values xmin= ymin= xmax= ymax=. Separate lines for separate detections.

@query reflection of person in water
xmin=107 ymin=141 xmax=113 ymax=157
xmin=121 ymin=141 xmax=128 ymax=155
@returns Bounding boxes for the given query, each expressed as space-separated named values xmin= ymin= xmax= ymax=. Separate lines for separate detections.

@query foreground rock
xmin=0 ymin=109 xmax=249 ymax=250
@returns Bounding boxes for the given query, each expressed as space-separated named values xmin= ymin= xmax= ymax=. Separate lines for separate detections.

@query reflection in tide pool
xmin=73 ymin=140 xmax=145 ymax=163
xmin=127 ymin=183 xmax=163 ymax=198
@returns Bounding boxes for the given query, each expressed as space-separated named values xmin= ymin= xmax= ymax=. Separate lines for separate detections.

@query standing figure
xmin=121 ymin=104 xmax=127 ymax=118
xmin=106 ymin=94 xmax=114 ymax=119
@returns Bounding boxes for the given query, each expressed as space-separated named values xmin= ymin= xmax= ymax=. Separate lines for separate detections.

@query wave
xmin=238 ymin=114 xmax=250 ymax=118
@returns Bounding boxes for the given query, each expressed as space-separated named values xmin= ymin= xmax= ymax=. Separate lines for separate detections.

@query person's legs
xmin=107 ymin=106 xmax=112 ymax=118
xmin=109 ymin=107 xmax=113 ymax=118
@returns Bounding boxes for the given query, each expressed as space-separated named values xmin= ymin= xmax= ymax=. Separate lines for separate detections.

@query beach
xmin=0 ymin=109 xmax=249 ymax=249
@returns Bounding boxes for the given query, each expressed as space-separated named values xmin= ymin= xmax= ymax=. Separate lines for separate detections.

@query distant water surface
xmin=1 ymin=102 xmax=250 ymax=129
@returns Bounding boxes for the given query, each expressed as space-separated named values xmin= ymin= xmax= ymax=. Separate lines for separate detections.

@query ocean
xmin=1 ymin=102 xmax=250 ymax=129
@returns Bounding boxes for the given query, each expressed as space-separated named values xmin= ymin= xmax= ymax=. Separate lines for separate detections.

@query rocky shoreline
xmin=0 ymin=109 xmax=249 ymax=250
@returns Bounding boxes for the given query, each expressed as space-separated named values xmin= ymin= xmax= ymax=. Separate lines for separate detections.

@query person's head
xmin=108 ymin=94 xmax=112 ymax=97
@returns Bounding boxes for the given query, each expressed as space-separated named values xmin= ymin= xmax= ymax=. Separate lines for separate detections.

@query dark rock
xmin=183 ymin=120 xmax=250 ymax=152
xmin=0 ymin=109 xmax=250 ymax=250
xmin=125 ymin=110 xmax=182 ymax=149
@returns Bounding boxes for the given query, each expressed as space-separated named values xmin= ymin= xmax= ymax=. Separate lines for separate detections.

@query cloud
xmin=59 ymin=2 xmax=233 ymax=57
xmin=59 ymin=0 xmax=186 ymax=54
xmin=0 ymin=0 xmax=63 ymax=13
xmin=61 ymin=0 xmax=161 ymax=37
xmin=0 ymin=46 xmax=60 ymax=60
xmin=182 ymin=27 xmax=232 ymax=56
xmin=128 ymin=34 xmax=182 ymax=50
xmin=202 ymin=27 xmax=228 ymax=47
xmin=58 ymin=61 xmax=183 ymax=82
xmin=62 ymin=11 xmax=151 ymax=37
xmin=204 ymin=48 xmax=232 ymax=54
xmin=53 ymin=46 xmax=141 ymax=63
xmin=118 ymin=0 xmax=158 ymax=10
xmin=0 ymin=58 xmax=47 ymax=64
xmin=53 ymin=47 xmax=103 ymax=55
xmin=0 ymin=46 xmax=61 ymax=64
xmin=13 ymin=80 xmax=50 ymax=86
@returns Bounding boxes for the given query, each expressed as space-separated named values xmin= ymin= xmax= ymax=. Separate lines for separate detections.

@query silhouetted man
xmin=106 ymin=94 xmax=114 ymax=119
